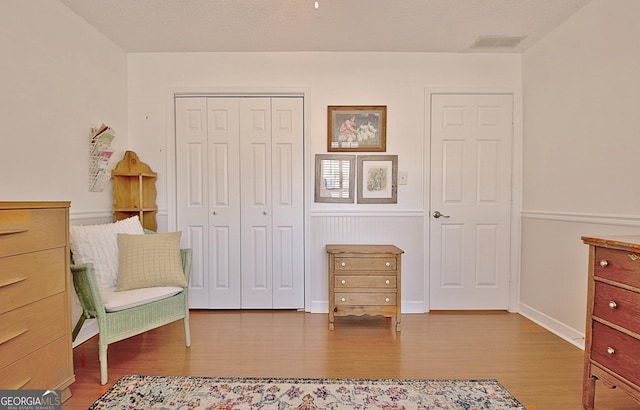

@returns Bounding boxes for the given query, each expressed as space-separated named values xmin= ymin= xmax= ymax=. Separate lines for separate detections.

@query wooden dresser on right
xmin=582 ymin=236 xmax=640 ymax=409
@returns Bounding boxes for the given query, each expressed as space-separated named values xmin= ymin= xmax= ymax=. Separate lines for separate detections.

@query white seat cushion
xmin=100 ymin=286 xmax=183 ymax=312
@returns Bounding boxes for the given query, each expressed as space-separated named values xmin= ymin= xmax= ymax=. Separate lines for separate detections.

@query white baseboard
xmin=72 ymin=319 xmax=99 ymax=348
xmin=519 ymin=302 xmax=585 ymax=350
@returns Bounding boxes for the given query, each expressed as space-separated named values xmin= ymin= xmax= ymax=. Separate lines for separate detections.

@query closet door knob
xmin=263 ymin=211 xmax=268 ymax=215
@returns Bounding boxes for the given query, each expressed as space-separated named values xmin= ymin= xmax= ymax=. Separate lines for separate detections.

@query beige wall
xmin=0 ymin=0 xmax=128 ymax=214
xmin=521 ymin=0 xmax=640 ymax=347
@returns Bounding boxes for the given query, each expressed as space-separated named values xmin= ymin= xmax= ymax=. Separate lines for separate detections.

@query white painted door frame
xmin=423 ymin=86 xmax=523 ymax=313
xmin=165 ymin=87 xmax=313 ymax=310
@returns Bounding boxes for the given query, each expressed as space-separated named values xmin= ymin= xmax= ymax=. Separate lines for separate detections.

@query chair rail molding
xmin=522 ymin=210 xmax=640 ymax=227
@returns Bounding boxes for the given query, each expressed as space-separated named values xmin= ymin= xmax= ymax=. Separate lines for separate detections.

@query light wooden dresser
xmin=582 ymin=236 xmax=640 ymax=409
xmin=0 ymin=202 xmax=74 ymax=401
xmin=326 ymin=244 xmax=403 ymax=331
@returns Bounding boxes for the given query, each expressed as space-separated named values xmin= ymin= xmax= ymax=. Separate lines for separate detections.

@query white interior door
xmin=176 ymin=96 xmax=304 ymax=309
xmin=429 ymin=94 xmax=513 ymax=309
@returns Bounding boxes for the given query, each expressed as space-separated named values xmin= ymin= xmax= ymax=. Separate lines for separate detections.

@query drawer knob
xmin=385 ymin=279 xmax=390 ymax=285
xmin=341 ymin=297 xmax=346 ymax=302
xmin=341 ymin=279 xmax=346 ymax=285
xmin=341 ymin=262 xmax=346 ymax=267
xmin=385 ymin=297 xmax=390 ymax=303
xmin=609 ymin=300 xmax=618 ymax=309
xmin=607 ymin=347 xmax=615 ymax=355
xmin=385 ymin=262 xmax=391 ymax=267
xmin=599 ymin=259 xmax=609 ymax=268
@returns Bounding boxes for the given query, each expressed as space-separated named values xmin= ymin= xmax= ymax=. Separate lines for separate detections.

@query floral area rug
xmin=88 ymin=375 xmax=526 ymax=409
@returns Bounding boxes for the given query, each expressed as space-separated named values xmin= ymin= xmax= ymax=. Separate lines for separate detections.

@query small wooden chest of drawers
xmin=582 ymin=236 xmax=640 ymax=409
xmin=0 ymin=202 xmax=74 ymax=401
xmin=326 ymin=244 xmax=403 ymax=331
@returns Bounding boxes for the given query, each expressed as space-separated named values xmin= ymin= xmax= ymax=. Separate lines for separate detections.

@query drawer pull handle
xmin=385 ymin=298 xmax=390 ymax=303
xmin=385 ymin=280 xmax=390 ymax=285
xmin=9 ymin=378 xmax=31 ymax=390
xmin=341 ymin=279 xmax=346 ymax=285
xmin=341 ymin=297 xmax=346 ymax=302
xmin=599 ymin=259 xmax=609 ymax=268
xmin=628 ymin=254 xmax=640 ymax=261
xmin=607 ymin=347 xmax=615 ymax=355
xmin=0 ymin=328 xmax=28 ymax=345
xmin=341 ymin=262 xmax=346 ymax=267
xmin=0 ymin=276 xmax=27 ymax=289
xmin=0 ymin=227 xmax=29 ymax=236
xmin=609 ymin=301 xmax=618 ymax=309
xmin=385 ymin=262 xmax=391 ymax=267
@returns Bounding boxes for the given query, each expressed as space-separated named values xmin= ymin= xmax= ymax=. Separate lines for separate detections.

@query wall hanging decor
xmin=327 ymin=106 xmax=386 ymax=152
xmin=314 ymin=154 xmax=355 ymax=203
xmin=89 ymin=124 xmax=115 ymax=192
xmin=357 ymin=155 xmax=398 ymax=204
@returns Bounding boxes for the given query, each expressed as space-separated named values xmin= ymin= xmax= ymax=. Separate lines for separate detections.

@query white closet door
xmin=175 ymin=97 xmax=210 ymax=307
xmin=177 ymin=96 xmax=303 ymax=309
xmin=207 ymin=98 xmax=241 ymax=308
xmin=240 ymin=98 xmax=273 ymax=308
xmin=271 ymin=98 xmax=304 ymax=308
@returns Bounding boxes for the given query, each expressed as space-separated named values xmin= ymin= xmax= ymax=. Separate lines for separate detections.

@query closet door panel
xmin=271 ymin=98 xmax=304 ymax=308
xmin=240 ymin=98 xmax=273 ymax=308
xmin=176 ymin=97 xmax=210 ymax=308
xmin=207 ymin=98 xmax=241 ymax=308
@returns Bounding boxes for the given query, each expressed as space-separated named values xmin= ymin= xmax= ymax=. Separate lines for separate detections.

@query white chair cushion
xmin=100 ymin=286 xmax=183 ymax=312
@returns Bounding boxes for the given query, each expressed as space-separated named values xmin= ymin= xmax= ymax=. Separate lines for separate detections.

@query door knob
xmin=433 ymin=211 xmax=450 ymax=219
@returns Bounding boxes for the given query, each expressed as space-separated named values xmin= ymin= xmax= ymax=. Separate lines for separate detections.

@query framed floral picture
xmin=314 ymin=154 xmax=355 ymax=203
xmin=328 ymin=106 xmax=386 ymax=152
xmin=357 ymin=155 xmax=397 ymax=204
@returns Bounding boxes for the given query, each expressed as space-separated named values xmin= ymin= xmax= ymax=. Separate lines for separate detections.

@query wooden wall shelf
xmin=111 ymin=151 xmax=157 ymax=231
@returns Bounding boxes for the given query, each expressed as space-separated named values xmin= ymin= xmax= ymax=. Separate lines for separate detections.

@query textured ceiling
xmin=59 ymin=0 xmax=592 ymax=53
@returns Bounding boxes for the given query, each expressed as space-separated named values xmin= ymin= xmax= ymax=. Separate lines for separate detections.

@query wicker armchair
xmin=71 ymin=248 xmax=192 ymax=385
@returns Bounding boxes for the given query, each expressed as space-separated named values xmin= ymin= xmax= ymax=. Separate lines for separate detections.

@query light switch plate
xmin=398 ymin=171 xmax=408 ymax=185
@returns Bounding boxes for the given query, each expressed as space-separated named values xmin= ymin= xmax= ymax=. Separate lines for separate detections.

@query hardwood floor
xmin=64 ymin=310 xmax=639 ymax=409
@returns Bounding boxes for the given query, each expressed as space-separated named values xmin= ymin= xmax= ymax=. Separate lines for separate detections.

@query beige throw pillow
xmin=116 ymin=231 xmax=188 ymax=291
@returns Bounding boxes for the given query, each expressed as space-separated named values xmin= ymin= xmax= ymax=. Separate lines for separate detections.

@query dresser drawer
xmin=334 ymin=257 xmax=397 ymax=272
xmin=0 ymin=208 xmax=66 ymax=258
xmin=335 ymin=275 xmax=396 ymax=289
xmin=0 ymin=248 xmax=66 ymax=314
xmin=0 ymin=336 xmax=72 ymax=390
xmin=335 ymin=292 xmax=397 ymax=306
xmin=591 ymin=321 xmax=640 ymax=387
xmin=0 ymin=293 xmax=67 ymax=369
xmin=593 ymin=281 xmax=640 ymax=335
xmin=594 ymin=247 xmax=640 ymax=288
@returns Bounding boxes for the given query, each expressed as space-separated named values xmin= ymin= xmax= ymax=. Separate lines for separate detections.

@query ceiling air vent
xmin=471 ymin=35 xmax=526 ymax=49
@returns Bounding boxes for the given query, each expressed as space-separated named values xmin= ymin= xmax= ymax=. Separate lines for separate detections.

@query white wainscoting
xmin=307 ymin=211 xmax=426 ymax=314
xmin=520 ymin=210 xmax=640 ymax=350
